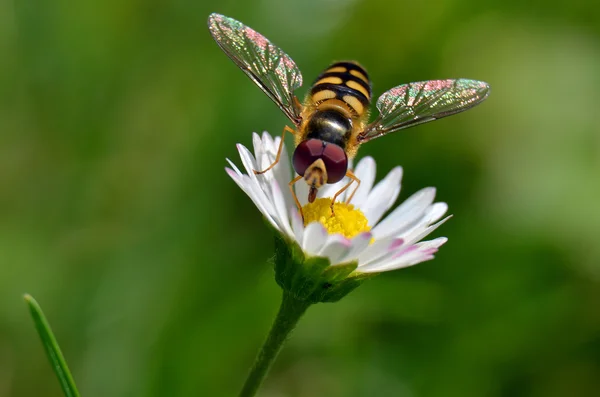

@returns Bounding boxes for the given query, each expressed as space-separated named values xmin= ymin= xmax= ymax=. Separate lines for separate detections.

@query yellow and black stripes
xmin=310 ymin=61 xmax=372 ymax=116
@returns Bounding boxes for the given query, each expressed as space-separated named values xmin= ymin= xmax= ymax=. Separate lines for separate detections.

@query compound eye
xmin=292 ymin=139 xmax=325 ymax=176
xmin=322 ymin=143 xmax=348 ymax=183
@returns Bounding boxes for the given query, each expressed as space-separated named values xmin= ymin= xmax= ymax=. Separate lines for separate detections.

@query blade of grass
xmin=24 ymin=294 xmax=81 ymax=397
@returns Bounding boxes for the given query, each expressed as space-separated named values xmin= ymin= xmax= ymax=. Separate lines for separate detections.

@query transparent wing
xmin=358 ymin=79 xmax=490 ymax=143
xmin=208 ymin=13 xmax=303 ymax=125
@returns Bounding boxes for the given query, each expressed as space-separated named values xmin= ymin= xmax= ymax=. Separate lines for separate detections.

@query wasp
xmin=208 ymin=13 xmax=489 ymax=216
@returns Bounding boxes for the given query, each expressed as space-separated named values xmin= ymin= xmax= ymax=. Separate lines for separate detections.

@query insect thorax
xmin=305 ymin=109 xmax=352 ymax=149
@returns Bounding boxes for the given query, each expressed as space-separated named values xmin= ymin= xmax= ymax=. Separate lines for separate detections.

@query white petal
xmin=294 ymin=173 xmax=309 ymax=207
xmin=290 ymin=208 xmax=304 ymax=244
xmin=252 ymin=132 xmax=268 ymax=170
xmin=270 ymin=137 xmax=294 ymax=213
xmin=349 ymin=157 xmax=376 ymax=208
xmin=251 ymin=135 xmax=277 ymax=188
xmin=372 ymin=187 xmax=437 ymax=239
xmin=317 ymin=158 xmax=355 ymax=201
xmin=237 ymin=144 xmax=260 ymax=182
xmin=426 ymin=202 xmax=448 ymax=224
xmin=318 ymin=177 xmax=348 ymax=201
xmin=302 ymin=222 xmax=328 ymax=255
xmin=270 ymin=180 xmax=294 ymax=238
xmin=226 ymin=158 xmax=243 ymax=176
xmin=261 ymin=131 xmax=277 ymax=152
xmin=318 ymin=234 xmax=352 ymax=265
xmin=226 ymin=169 xmax=280 ymax=231
xmin=362 ymin=167 xmax=403 ymax=225
xmin=402 ymin=215 xmax=452 ymax=245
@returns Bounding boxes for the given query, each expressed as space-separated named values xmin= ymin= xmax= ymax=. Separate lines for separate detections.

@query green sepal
xmin=272 ymin=231 xmax=375 ymax=303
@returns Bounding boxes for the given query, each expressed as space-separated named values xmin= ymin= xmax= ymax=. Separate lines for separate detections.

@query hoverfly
xmin=208 ymin=13 xmax=489 ymax=216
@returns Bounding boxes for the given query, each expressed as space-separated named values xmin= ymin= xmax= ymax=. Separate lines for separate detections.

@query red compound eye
xmin=293 ymin=139 xmax=325 ymax=176
xmin=293 ymin=140 xmax=348 ymax=184
xmin=321 ymin=143 xmax=347 ymax=183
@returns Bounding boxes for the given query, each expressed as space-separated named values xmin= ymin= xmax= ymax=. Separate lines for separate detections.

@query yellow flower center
xmin=302 ymin=198 xmax=371 ymax=239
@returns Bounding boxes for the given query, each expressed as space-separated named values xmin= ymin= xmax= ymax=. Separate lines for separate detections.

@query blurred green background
xmin=1 ymin=0 xmax=599 ymax=396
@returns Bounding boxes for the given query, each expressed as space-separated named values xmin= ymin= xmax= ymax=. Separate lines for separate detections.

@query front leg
xmin=330 ymin=170 xmax=361 ymax=214
xmin=345 ymin=170 xmax=361 ymax=204
xmin=253 ymin=125 xmax=296 ymax=175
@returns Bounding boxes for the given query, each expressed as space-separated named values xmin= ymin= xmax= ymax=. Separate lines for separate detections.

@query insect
xmin=208 ymin=13 xmax=489 ymax=217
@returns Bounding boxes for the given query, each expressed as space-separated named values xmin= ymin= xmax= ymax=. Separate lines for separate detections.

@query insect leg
xmin=289 ymin=174 xmax=304 ymax=221
xmin=344 ymin=170 xmax=361 ymax=204
xmin=253 ymin=125 xmax=296 ymax=175
xmin=330 ymin=171 xmax=361 ymax=214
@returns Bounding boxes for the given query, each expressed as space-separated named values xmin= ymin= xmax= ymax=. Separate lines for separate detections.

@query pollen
xmin=302 ymin=198 xmax=371 ymax=239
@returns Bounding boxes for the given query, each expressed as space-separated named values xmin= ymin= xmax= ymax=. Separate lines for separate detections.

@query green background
xmin=1 ymin=0 xmax=599 ymax=396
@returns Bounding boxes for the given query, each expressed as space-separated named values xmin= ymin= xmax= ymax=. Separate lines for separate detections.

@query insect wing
xmin=208 ymin=13 xmax=303 ymax=125
xmin=358 ymin=79 xmax=490 ymax=143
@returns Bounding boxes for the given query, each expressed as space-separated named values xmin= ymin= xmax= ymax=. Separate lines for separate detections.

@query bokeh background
xmin=1 ymin=0 xmax=599 ymax=396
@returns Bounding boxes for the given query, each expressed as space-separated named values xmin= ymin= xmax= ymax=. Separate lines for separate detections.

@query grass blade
xmin=24 ymin=294 xmax=81 ymax=397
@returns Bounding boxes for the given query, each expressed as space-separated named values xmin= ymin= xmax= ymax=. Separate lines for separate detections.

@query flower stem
xmin=239 ymin=291 xmax=311 ymax=397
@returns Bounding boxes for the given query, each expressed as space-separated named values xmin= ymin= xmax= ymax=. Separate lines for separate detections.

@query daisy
xmin=226 ymin=132 xmax=449 ymax=277
xmin=227 ymin=131 xmax=452 ymax=397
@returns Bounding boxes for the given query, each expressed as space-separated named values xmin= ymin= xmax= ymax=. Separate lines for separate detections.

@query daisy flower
xmin=226 ymin=132 xmax=449 ymax=302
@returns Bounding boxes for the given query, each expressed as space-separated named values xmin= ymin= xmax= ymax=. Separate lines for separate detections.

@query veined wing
xmin=358 ymin=79 xmax=490 ymax=143
xmin=208 ymin=13 xmax=303 ymax=125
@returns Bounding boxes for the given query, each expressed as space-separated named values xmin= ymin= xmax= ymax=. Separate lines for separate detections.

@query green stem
xmin=24 ymin=294 xmax=81 ymax=397
xmin=239 ymin=292 xmax=311 ymax=397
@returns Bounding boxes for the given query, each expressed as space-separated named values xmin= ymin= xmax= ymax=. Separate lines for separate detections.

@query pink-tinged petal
xmin=358 ymin=247 xmax=435 ymax=273
xmin=372 ymin=187 xmax=437 ymax=239
xmin=290 ymin=207 xmax=304 ymax=244
xmin=363 ymin=238 xmax=410 ymax=268
xmin=302 ymin=222 xmax=328 ymax=255
xmin=225 ymin=167 xmax=238 ymax=179
xmin=421 ymin=248 xmax=439 ymax=255
xmin=225 ymin=169 xmax=250 ymax=197
xmin=349 ymin=157 xmax=376 ymax=208
xmin=362 ymin=166 xmax=403 ymax=225
xmin=339 ymin=231 xmax=372 ymax=263
xmin=365 ymin=255 xmax=436 ymax=273
xmin=318 ymin=234 xmax=352 ymax=265
xmin=392 ymin=244 xmax=419 ymax=259
xmin=362 ymin=237 xmax=448 ymax=273
xmin=384 ymin=252 xmax=437 ymax=272
xmin=356 ymin=236 xmax=402 ymax=266
xmin=244 ymin=177 xmax=277 ymax=219
xmin=270 ymin=180 xmax=294 ymax=238
xmin=415 ymin=237 xmax=448 ymax=250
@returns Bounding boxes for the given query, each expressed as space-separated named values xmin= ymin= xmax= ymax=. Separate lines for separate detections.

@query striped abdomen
xmin=309 ymin=61 xmax=372 ymax=118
